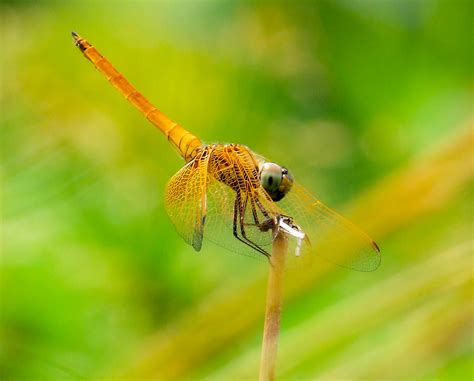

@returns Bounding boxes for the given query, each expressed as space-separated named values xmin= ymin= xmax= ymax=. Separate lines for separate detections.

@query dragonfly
xmin=72 ymin=32 xmax=381 ymax=271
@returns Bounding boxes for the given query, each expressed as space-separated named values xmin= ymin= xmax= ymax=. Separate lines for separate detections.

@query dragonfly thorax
xmin=206 ymin=144 xmax=262 ymax=192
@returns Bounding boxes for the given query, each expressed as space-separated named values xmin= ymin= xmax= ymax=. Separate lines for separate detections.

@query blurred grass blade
xmin=120 ymin=126 xmax=473 ymax=379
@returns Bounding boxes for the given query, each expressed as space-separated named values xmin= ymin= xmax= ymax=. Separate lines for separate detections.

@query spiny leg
xmin=232 ymin=192 xmax=270 ymax=258
xmin=253 ymin=197 xmax=279 ymax=236
xmin=242 ymin=196 xmax=263 ymax=228
xmin=232 ymin=193 xmax=267 ymax=255
xmin=249 ymin=197 xmax=261 ymax=226
xmin=239 ymin=196 xmax=270 ymax=258
xmin=238 ymin=194 xmax=270 ymax=258
xmin=232 ymin=193 xmax=264 ymax=255
xmin=255 ymin=197 xmax=271 ymax=219
xmin=225 ymin=153 xmax=270 ymax=258
xmin=240 ymin=194 xmax=278 ymax=237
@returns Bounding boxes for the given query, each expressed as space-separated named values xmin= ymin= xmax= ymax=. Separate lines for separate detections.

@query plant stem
xmin=259 ymin=231 xmax=288 ymax=381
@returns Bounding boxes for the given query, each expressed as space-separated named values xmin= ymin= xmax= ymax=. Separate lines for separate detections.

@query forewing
xmin=202 ymin=146 xmax=281 ymax=259
xmin=165 ymin=150 xmax=211 ymax=251
xmin=278 ymin=182 xmax=381 ymax=271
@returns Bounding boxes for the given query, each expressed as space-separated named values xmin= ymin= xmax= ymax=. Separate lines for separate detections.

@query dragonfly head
xmin=259 ymin=162 xmax=294 ymax=201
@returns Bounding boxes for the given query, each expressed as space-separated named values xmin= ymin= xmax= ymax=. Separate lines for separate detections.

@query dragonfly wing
xmin=201 ymin=146 xmax=282 ymax=259
xmin=278 ymin=182 xmax=381 ymax=271
xmin=203 ymin=178 xmax=279 ymax=259
xmin=165 ymin=149 xmax=211 ymax=251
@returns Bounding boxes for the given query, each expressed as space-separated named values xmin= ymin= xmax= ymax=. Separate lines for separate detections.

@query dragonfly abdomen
xmin=72 ymin=32 xmax=201 ymax=162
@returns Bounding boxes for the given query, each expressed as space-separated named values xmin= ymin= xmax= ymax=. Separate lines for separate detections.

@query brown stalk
xmin=259 ymin=231 xmax=288 ymax=381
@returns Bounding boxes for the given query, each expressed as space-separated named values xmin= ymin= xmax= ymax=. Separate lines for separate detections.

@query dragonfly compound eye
xmin=260 ymin=162 xmax=293 ymax=201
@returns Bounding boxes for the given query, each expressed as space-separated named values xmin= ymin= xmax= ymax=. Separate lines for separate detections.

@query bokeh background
xmin=1 ymin=1 xmax=472 ymax=380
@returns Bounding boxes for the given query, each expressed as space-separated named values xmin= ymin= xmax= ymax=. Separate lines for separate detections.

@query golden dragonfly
xmin=72 ymin=32 xmax=380 ymax=271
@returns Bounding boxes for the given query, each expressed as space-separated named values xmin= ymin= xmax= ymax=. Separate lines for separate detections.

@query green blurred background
xmin=1 ymin=1 xmax=472 ymax=380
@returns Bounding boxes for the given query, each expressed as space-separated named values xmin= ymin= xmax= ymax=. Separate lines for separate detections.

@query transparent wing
xmin=202 ymin=146 xmax=281 ymax=259
xmin=277 ymin=182 xmax=381 ymax=271
xmin=166 ymin=144 xmax=380 ymax=271
xmin=165 ymin=149 xmax=211 ymax=251
xmin=202 ymin=180 xmax=271 ymax=260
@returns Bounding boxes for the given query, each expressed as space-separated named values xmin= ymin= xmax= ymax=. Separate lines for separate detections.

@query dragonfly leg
xmin=255 ymin=197 xmax=271 ymax=219
xmin=239 ymin=194 xmax=271 ymax=259
xmin=249 ymin=197 xmax=261 ymax=226
xmin=243 ymin=196 xmax=268 ymax=229
xmin=232 ymin=192 xmax=270 ymax=259
xmin=254 ymin=197 xmax=278 ymax=234
xmin=243 ymin=196 xmax=271 ymax=229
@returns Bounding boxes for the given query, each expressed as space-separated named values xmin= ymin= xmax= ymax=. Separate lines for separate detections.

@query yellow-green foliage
xmin=1 ymin=1 xmax=472 ymax=380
